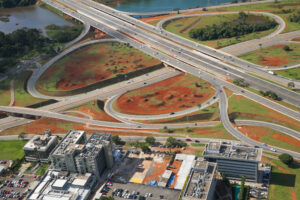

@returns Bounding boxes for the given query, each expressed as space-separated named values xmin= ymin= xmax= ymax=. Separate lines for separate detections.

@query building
xmin=27 ymin=170 xmax=96 ymax=200
xmin=174 ymin=154 xmax=196 ymax=190
xmin=203 ymin=142 xmax=262 ymax=182
xmin=50 ymin=130 xmax=113 ymax=180
xmin=23 ymin=130 xmax=58 ymax=163
xmin=183 ymin=159 xmax=217 ymax=200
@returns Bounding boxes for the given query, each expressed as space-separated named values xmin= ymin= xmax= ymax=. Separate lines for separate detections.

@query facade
xmin=203 ymin=142 xmax=262 ymax=182
xmin=183 ymin=159 xmax=217 ymax=200
xmin=27 ymin=170 xmax=96 ymax=200
xmin=23 ymin=130 xmax=58 ymax=163
xmin=50 ymin=130 xmax=113 ymax=180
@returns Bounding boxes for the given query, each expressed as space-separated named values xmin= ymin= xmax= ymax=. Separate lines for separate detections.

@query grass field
xmin=264 ymin=157 xmax=300 ymax=200
xmin=164 ymin=13 xmax=278 ymax=49
xmin=209 ymin=0 xmax=300 ymax=33
xmin=36 ymin=42 xmax=161 ymax=92
xmin=238 ymin=43 xmax=300 ymax=67
xmin=0 ymin=140 xmax=27 ymax=160
xmin=276 ymin=67 xmax=300 ymax=80
xmin=161 ymin=123 xmax=237 ymax=140
xmin=228 ymin=94 xmax=300 ymax=132
xmin=35 ymin=164 xmax=50 ymax=176
xmin=239 ymin=125 xmax=300 ymax=153
xmin=0 ymin=71 xmax=45 ymax=106
xmin=137 ymin=102 xmax=220 ymax=124
xmin=114 ymin=73 xmax=215 ymax=115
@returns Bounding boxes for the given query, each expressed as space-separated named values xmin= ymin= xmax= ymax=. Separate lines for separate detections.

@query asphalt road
xmin=71 ymin=0 xmax=300 ymax=104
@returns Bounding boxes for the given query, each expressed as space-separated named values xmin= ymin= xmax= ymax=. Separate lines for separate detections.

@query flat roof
xmin=174 ymin=154 xmax=195 ymax=190
xmin=23 ymin=134 xmax=57 ymax=151
xmin=52 ymin=179 xmax=67 ymax=188
xmin=183 ymin=161 xmax=217 ymax=200
xmin=203 ymin=142 xmax=262 ymax=162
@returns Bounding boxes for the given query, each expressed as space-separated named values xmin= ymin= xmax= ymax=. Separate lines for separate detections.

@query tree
xmin=141 ymin=143 xmax=151 ymax=153
xmin=238 ymin=175 xmax=246 ymax=200
xmin=279 ymin=153 xmax=293 ymax=165
xmin=145 ymin=136 xmax=156 ymax=145
xmin=288 ymin=82 xmax=295 ymax=88
xmin=166 ymin=137 xmax=187 ymax=148
xmin=221 ymin=173 xmax=230 ymax=187
xmin=112 ymin=135 xmax=125 ymax=145
xmin=18 ymin=132 xmax=26 ymax=140
xmin=283 ymin=45 xmax=292 ymax=51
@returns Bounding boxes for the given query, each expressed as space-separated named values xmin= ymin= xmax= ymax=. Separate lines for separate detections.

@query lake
xmin=0 ymin=5 xmax=73 ymax=35
xmin=113 ymin=0 xmax=238 ymax=13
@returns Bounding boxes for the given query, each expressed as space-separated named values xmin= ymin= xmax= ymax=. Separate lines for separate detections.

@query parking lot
xmin=103 ymin=182 xmax=180 ymax=200
xmin=0 ymin=174 xmax=37 ymax=199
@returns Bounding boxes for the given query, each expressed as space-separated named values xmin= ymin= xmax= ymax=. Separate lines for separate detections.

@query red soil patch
xmin=142 ymin=158 xmax=170 ymax=184
xmin=272 ymin=134 xmax=300 ymax=148
xmin=292 ymin=37 xmax=300 ymax=42
xmin=38 ymin=42 xmax=161 ymax=91
xmin=239 ymin=126 xmax=270 ymax=141
xmin=259 ymin=56 xmax=288 ymax=67
xmin=140 ymin=14 xmax=174 ymax=23
xmin=115 ymin=73 xmax=214 ymax=115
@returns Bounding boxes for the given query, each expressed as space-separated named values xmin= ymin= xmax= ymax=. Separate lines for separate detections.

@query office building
xmin=183 ymin=159 xmax=217 ymax=200
xmin=23 ymin=130 xmax=58 ymax=163
xmin=203 ymin=142 xmax=262 ymax=182
xmin=27 ymin=170 xmax=96 ymax=200
xmin=50 ymin=130 xmax=113 ymax=180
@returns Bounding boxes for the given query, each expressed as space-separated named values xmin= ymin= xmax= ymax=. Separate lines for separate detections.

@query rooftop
xmin=23 ymin=130 xmax=58 ymax=152
xmin=183 ymin=160 xmax=217 ymax=200
xmin=174 ymin=154 xmax=196 ymax=190
xmin=51 ymin=130 xmax=85 ymax=156
xmin=28 ymin=170 xmax=95 ymax=200
xmin=203 ymin=142 xmax=262 ymax=162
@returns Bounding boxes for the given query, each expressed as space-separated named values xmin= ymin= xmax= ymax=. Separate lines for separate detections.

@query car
xmin=170 ymin=112 xmax=175 ymax=115
xmin=219 ymin=89 xmax=222 ymax=93
xmin=185 ymin=138 xmax=192 ymax=141
xmin=195 ymin=140 xmax=200 ymax=143
xmin=270 ymin=147 xmax=276 ymax=152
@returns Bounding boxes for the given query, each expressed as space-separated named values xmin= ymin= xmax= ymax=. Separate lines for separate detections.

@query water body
xmin=113 ymin=0 xmax=239 ymax=13
xmin=0 ymin=5 xmax=73 ymax=35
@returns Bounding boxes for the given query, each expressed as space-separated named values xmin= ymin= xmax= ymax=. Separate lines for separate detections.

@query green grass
xmin=35 ymin=164 xmax=50 ymax=176
xmin=276 ymin=67 xmax=300 ymax=80
xmin=24 ymin=162 xmax=37 ymax=174
xmin=239 ymin=43 xmax=300 ymax=67
xmin=163 ymin=123 xmax=238 ymax=140
xmin=209 ymin=0 xmax=300 ymax=33
xmin=228 ymin=94 xmax=300 ymax=132
xmin=0 ymin=140 xmax=27 ymax=160
xmin=267 ymin=157 xmax=300 ymax=200
xmin=195 ymin=149 xmax=204 ymax=157
xmin=164 ymin=14 xmax=278 ymax=49
xmin=0 ymin=71 xmax=46 ymax=107
xmin=246 ymin=126 xmax=300 ymax=153
xmin=191 ymin=143 xmax=206 ymax=147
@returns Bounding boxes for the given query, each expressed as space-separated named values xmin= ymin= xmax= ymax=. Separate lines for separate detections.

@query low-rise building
xmin=27 ymin=170 xmax=96 ymax=200
xmin=183 ymin=160 xmax=217 ymax=200
xmin=203 ymin=142 xmax=262 ymax=182
xmin=23 ymin=130 xmax=58 ymax=163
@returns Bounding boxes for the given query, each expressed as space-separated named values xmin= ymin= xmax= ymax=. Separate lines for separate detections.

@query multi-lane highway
xmin=0 ymin=0 xmax=299 ymax=160
xmin=61 ymin=0 xmax=300 ymax=106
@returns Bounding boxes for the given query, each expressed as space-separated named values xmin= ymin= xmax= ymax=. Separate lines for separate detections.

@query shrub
xmin=279 ymin=153 xmax=293 ymax=165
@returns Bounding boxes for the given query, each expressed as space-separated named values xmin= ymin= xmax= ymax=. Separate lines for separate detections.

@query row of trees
xmin=289 ymin=11 xmax=300 ymax=23
xmin=45 ymin=24 xmax=83 ymax=43
xmin=189 ymin=12 xmax=277 ymax=41
xmin=259 ymin=90 xmax=281 ymax=101
xmin=0 ymin=0 xmax=36 ymax=8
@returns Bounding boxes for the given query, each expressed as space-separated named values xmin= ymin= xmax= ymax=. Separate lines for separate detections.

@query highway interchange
xmin=0 ymin=0 xmax=300 ymax=159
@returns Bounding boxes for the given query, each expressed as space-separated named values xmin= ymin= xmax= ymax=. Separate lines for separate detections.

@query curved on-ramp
xmin=27 ymin=39 xmax=120 ymax=101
